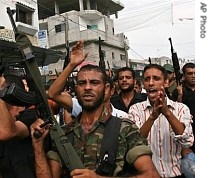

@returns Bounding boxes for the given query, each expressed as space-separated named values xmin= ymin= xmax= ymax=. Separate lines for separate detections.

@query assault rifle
xmin=168 ymin=37 xmax=182 ymax=85
xmin=99 ymin=37 xmax=105 ymax=71
xmin=62 ymin=41 xmax=76 ymax=93
xmin=106 ymin=61 xmax=114 ymax=79
xmin=148 ymin=57 xmax=152 ymax=64
xmin=5 ymin=7 xmax=84 ymax=171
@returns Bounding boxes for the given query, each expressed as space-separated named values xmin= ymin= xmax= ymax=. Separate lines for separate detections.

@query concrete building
xmin=0 ymin=0 xmax=39 ymax=44
xmin=1 ymin=0 xmax=194 ymax=81
xmin=37 ymin=0 xmax=128 ymax=75
xmin=0 ymin=0 xmax=65 ymax=84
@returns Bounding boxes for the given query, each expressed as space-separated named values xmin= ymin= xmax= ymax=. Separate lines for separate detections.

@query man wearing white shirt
xmin=128 ymin=64 xmax=194 ymax=178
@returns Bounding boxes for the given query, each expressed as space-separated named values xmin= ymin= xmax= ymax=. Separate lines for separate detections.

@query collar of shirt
xmin=144 ymin=96 xmax=175 ymax=110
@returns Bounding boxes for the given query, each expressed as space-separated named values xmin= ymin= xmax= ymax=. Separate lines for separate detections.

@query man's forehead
xmin=143 ymin=68 xmax=163 ymax=76
xmin=119 ymin=70 xmax=132 ymax=76
xmin=77 ymin=70 xmax=103 ymax=80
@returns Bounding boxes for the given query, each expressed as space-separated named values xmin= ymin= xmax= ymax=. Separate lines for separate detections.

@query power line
xmin=36 ymin=0 xmax=194 ymax=60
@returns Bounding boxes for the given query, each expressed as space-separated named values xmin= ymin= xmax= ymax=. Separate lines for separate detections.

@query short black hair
xmin=105 ymin=75 xmax=114 ymax=89
xmin=135 ymin=79 xmax=142 ymax=87
xmin=117 ymin=67 xmax=135 ymax=79
xmin=182 ymin=62 xmax=195 ymax=74
xmin=77 ymin=64 xmax=107 ymax=84
xmin=143 ymin=64 xmax=168 ymax=80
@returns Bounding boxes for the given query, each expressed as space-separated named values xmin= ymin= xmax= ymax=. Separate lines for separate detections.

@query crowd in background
xmin=0 ymin=40 xmax=195 ymax=178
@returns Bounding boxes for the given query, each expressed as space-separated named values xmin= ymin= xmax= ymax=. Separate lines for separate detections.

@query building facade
xmin=0 ymin=0 xmax=39 ymax=44
xmin=37 ymin=0 xmax=128 ymax=75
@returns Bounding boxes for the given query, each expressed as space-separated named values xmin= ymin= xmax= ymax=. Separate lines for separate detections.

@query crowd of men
xmin=0 ymin=40 xmax=195 ymax=178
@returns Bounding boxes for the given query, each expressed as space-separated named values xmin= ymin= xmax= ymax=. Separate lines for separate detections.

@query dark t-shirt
xmin=16 ymin=108 xmax=37 ymax=129
xmin=111 ymin=92 xmax=147 ymax=113
xmin=172 ymin=85 xmax=195 ymax=152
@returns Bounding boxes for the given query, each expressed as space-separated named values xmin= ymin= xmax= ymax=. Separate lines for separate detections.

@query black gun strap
xmin=97 ymin=116 xmax=121 ymax=175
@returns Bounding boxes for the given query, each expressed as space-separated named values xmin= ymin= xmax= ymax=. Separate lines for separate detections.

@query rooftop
xmin=37 ymin=0 xmax=124 ymax=19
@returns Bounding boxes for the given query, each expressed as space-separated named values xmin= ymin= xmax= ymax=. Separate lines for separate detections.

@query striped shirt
xmin=128 ymin=97 xmax=194 ymax=178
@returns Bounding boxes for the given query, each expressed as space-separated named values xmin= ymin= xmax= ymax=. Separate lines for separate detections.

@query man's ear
xmin=105 ymin=83 xmax=110 ymax=92
xmin=164 ymin=79 xmax=169 ymax=88
xmin=0 ymin=75 xmax=6 ymax=90
xmin=110 ymin=86 xmax=115 ymax=96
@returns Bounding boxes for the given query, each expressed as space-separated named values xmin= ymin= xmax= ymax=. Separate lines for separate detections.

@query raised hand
xmin=70 ymin=40 xmax=88 ymax=67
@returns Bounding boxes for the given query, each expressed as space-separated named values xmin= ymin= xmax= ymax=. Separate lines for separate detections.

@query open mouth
xmin=147 ymin=88 xmax=158 ymax=98
xmin=82 ymin=94 xmax=94 ymax=100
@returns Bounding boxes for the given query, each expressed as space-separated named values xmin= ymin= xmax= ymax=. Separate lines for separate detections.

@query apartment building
xmin=0 ymin=0 xmax=64 ymax=80
xmin=37 ymin=0 xmax=128 ymax=75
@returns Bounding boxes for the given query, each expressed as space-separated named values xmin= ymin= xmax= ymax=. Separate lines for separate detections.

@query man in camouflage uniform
xmin=30 ymin=40 xmax=160 ymax=178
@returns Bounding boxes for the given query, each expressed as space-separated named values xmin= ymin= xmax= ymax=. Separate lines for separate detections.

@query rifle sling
xmin=96 ymin=116 xmax=121 ymax=176
xmin=50 ymin=122 xmax=84 ymax=171
xmin=6 ymin=7 xmax=84 ymax=172
xmin=18 ymin=42 xmax=84 ymax=171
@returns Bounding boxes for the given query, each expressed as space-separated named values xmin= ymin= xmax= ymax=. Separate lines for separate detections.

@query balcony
xmin=16 ymin=22 xmax=38 ymax=36
xmin=80 ymin=10 xmax=103 ymax=20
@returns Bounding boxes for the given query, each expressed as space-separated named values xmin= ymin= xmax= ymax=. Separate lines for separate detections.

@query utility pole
xmin=63 ymin=13 xmax=70 ymax=70
xmin=64 ymin=13 xmax=69 ymax=55
xmin=124 ymin=37 xmax=129 ymax=67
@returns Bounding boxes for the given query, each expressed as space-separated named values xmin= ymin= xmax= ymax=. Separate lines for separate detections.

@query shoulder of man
xmin=108 ymin=115 xmax=136 ymax=127
xmin=134 ymin=92 xmax=147 ymax=101
xmin=110 ymin=116 xmax=136 ymax=130
xmin=111 ymin=105 xmax=128 ymax=118
xmin=61 ymin=118 xmax=78 ymax=134
xmin=110 ymin=93 xmax=121 ymax=103
xmin=120 ymin=117 xmax=136 ymax=125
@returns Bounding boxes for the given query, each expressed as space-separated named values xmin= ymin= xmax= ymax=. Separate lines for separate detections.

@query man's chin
xmin=148 ymin=97 xmax=157 ymax=104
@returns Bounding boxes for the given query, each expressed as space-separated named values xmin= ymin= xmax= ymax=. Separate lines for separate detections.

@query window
xmin=16 ymin=3 xmax=34 ymax=25
xmin=55 ymin=24 xmax=65 ymax=33
xmin=120 ymin=54 xmax=126 ymax=61
xmin=87 ymin=25 xmax=98 ymax=30
xmin=112 ymin=52 xmax=115 ymax=59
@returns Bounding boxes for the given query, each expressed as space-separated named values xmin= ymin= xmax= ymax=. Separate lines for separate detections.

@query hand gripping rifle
xmin=6 ymin=7 xmax=84 ymax=171
xmin=168 ymin=37 xmax=182 ymax=85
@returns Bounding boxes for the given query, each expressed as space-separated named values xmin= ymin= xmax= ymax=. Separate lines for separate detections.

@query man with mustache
xmin=128 ymin=64 xmax=194 ymax=178
xmin=111 ymin=67 xmax=147 ymax=113
xmin=30 ymin=40 xmax=160 ymax=178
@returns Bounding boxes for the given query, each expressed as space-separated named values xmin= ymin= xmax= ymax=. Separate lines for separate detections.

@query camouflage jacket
xmin=47 ymin=112 xmax=152 ymax=176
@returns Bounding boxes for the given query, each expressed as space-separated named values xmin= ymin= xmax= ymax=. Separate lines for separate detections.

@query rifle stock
xmin=168 ymin=37 xmax=182 ymax=85
xmin=6 ymin=7 xmax=84 ymax=171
